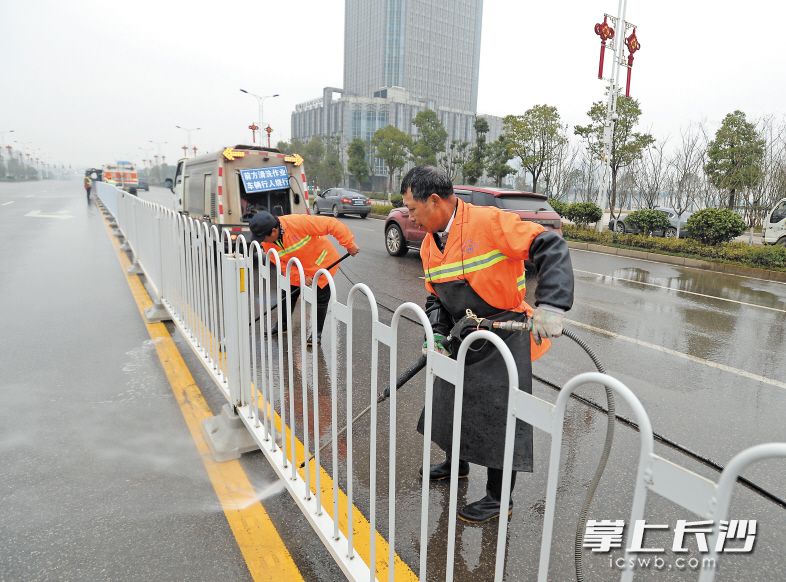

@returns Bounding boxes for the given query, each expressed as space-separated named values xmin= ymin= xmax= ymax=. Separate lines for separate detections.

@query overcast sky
xmin=2 ymin=0 xmax=784 ymax=169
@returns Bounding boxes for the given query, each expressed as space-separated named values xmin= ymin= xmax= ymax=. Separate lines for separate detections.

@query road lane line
xmin=575 ymin=268 xmax=786 ymax=313
xmin=102 ymin=217 xmax=304 ymax=582
xmin=1 ymin=201 xmax=14 ymax=206
xmin=570 ymin=247 xmax=786 ymax=286
xmin=566 ymin=318 xmax=786 ymax=391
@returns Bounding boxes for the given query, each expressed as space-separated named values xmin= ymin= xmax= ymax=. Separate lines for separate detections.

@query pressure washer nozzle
xmin=491 ymin=320 xmax=532 ymax=332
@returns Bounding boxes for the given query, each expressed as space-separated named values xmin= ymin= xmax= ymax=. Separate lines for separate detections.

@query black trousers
xmin=279 ymin=284 xmax=332 ymax=333
xmin=486 ymin=467 xmax=517 ymax=501
xmin=444 ymin=452 xmax=517 ymax=501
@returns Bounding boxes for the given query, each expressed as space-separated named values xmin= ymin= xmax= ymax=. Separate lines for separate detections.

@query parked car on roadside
xmin=312 ymin=187 xmax=371 ymax=218
xmin=384 ymin=186 xmax=563 ymax=256
xmin=764 ymin=198 xmax=786 ymax=247
xmin=609 ymin=207 xmax=693 ymax=238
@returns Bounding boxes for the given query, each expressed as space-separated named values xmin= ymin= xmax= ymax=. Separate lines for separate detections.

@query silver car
xmin=312 ymin=187 xmax=371 ymax=218
xmin=609 ymin=206 xmax=693 ymax=238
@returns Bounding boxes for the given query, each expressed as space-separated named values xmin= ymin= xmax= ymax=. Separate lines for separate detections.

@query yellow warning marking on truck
xmin=284 ymin=153 xmax=304 ymax=166
xmin=102 ymin=217 xmax=303 ymax=582
xmin=223 ymin=147 xmax=247 ymax=161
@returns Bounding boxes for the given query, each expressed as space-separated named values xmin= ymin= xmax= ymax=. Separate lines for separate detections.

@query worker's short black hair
xmin=400 ymin=165 xmax=453 ymax=201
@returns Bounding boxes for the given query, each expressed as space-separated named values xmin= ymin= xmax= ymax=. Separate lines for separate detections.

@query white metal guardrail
xmin=96 ymin=182 xmax=785 ymax=581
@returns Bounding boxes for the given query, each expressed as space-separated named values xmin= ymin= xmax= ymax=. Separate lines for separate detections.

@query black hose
xmin=560 ymin=328 xmax=613 ymax=582
xmin=340 ymin=263 xmax=786 ymax=507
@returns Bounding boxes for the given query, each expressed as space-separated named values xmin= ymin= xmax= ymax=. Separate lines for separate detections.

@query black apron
xmin=416 ymin=279 xmax=533 ymax=472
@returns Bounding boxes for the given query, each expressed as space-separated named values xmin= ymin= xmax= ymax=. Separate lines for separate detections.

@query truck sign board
xmin=240 ymin=165 xmax=289 ymax=193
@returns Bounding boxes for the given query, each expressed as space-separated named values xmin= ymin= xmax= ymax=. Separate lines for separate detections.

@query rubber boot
xmin=419 ymin=458 xmax=470 ymax=481
xmin=458 ymin=468 xmax=516 ymax=524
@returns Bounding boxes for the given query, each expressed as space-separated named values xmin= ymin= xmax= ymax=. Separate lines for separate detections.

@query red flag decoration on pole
xmin=625 ymin=28 xmax=641 ymax=97
xmin=594 ymin=16 xmax=615 ymax=79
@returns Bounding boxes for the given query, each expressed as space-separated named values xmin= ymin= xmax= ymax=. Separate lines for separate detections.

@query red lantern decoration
xmin=594 ymin=16 xmax=615 ymax=79
xmin=248 ymin=122 xmax=259 ymax=144
xmin=625 ymin=28 xmax=641 ymax=97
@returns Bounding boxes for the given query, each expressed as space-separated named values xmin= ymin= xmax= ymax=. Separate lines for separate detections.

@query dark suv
xmin=384 ymin=186 xmax=563 ymax=256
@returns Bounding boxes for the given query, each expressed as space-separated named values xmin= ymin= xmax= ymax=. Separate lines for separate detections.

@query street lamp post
xmin=175 ymin=126 xmax=201 ymax=157
xmin=239 ymin=89 xmax=278 ymax=146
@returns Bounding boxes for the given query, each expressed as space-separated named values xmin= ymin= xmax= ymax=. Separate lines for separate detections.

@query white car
xmin=609 ymin=206 xmax=693 ymax=238
xmin=764 ymin=198 xmax=786 ymax=246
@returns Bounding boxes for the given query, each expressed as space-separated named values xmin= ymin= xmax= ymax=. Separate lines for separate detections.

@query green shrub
xmin=373 ymin=203 xmax=394 ymax=215
xmin=565 ymin=202 xmax=603 ymax=227
xmin=686 ymin=208 xmax=746 ymax=245
xmin=548 ymin=197 xmax=569 ymax=217
xmin=745 ymin=244 xmax=786 ymax=268
xmin=626 ymin=209 xmax=671 ymax=235
xmin=562 ymin=223 xmax=786 ymax=271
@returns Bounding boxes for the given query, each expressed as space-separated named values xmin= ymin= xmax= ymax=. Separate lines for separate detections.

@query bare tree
xmin=577 ymin=146 xmax=602 ymax=203
xmin=750 ymin=116 xmax=786 ymax=228
xmin=615 ymin=168 xmax=637 ymax=211
xmin=634 ymin=138 xmax=669 ymax=209
xmin=667 ymin=126 xmax=705 ymax=236
xmin=544 ymin=135 xmax=580 ymax=202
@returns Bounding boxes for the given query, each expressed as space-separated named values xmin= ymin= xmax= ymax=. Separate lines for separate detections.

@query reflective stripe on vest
xmin=277 ymin=235 xmax=312 ymax=257
xmin=425 ymin=249 xmax=507 ymax=283
xmin=315 ymin=249 xmax=328 ymax=265
xmin=517 ymin=272 xmax=526 ymax=290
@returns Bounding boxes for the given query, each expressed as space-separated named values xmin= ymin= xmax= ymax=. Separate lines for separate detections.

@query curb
xmin=567 ymin=241 xmax=786 ymax=283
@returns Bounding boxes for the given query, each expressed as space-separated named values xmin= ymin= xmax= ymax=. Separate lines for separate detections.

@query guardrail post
xmin=144 ymin=213 xmax=171 ymax=323
xmin=201 ymin=252 xmax=258 ymax=462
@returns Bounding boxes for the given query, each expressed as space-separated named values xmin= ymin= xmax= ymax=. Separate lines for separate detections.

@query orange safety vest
xmin=262 ymin=214 xmax=355 ymax=288
xmin=420 ymin=198 xmax=551 ymax=360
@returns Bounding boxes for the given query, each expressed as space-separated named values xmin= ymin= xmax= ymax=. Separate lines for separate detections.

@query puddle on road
xmin=613 ymin=266 xmax=786 ymax=311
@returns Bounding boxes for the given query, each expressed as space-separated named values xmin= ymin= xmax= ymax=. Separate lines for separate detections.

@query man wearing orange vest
xmin=249 ymin=211 xmax=359 ymax=344
xmin=401 ymin=166 xmax=574 ymax=523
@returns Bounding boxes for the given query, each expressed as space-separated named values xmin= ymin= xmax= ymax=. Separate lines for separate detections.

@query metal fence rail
xmin=95 ymin=182 xmax=785 ymax=582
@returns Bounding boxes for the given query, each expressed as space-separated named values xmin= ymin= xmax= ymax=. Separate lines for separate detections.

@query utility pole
xmin=240 ymin=89 xmax=279 ymax=146
xmin=175 ymin=126 xmax=200 ymax=157
xmin=593 ymin=0 xmax=638 ymax=230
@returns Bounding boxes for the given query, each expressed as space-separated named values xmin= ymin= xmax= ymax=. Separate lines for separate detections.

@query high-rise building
xmin=343 ymin=0 xmax=483 ymax=112
xmin=291 ymin=0 xmax=500 ymax=189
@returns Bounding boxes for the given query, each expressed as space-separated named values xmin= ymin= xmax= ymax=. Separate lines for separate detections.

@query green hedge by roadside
xmin=563 ymin=224 xmax=786 ymax=271
xmin=372 ymin=203 xmax=394 ymax=216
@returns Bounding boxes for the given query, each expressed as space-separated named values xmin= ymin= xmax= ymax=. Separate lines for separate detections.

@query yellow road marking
xmin=260 ymin=400 xmax=418 ymax=581
xmin=102 ymin=213 xmax=304 ymax=582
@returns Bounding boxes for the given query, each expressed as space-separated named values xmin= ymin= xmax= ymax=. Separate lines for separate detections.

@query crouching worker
xmin=248 ymin=210 xmax=359 ymax=345
xmin=401 ymin=166 xmax=574 ymax=523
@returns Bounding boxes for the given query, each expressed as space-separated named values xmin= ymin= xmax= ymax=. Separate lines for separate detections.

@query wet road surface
xmin=0 ymin=181 xmax=343 ymax=581
xmin=284 ymin=213 xmax=786 ymax=581
xmin=5 ymin=179 xmax=780 ymax=581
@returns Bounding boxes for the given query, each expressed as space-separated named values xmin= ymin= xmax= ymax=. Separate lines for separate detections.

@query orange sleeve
xmin=491 ymin=208 xmax=546 ymax=261
xmin=289 ymin=215 xmax=356 ymax=249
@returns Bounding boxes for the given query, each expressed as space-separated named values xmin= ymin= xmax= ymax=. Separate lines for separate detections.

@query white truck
xmin=166 ymin=145 xmax=311 ymax=245
xmin=763 ymin=198 xmax=786 ymax=247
